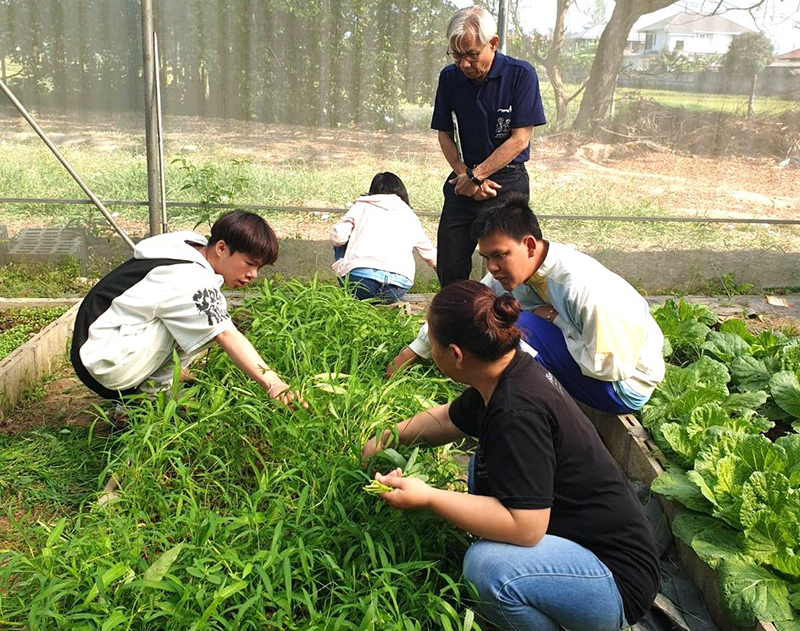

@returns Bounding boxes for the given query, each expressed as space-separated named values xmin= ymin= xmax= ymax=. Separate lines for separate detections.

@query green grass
xmin=0 ymin=279 xmax=483 ymax=629
xmin=547 ymin=83 xmax=798 ymax=124
xmin=613 ymin=87 xmax=797 ymax=116
xmin=0 ymin=118 xmax=797 ymax=298
xmin=0 ymin=143 xmax=795 ymax=254
xmin=0 ymin=258 xmax=94 ymax=298
xmin=0 ymin=427 xmax=109 ymax=514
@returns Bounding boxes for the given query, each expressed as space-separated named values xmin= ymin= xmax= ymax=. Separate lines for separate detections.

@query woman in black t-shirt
xmin=362 ymin=280 xmax=659 ymax=630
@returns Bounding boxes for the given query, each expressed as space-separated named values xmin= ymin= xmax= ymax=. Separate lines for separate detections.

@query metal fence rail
xmin=2 ymin=198 xmax=799 ymax=225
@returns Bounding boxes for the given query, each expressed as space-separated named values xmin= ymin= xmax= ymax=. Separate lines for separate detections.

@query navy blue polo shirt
xmin=431 ymin=52 xmax=546 ymax=165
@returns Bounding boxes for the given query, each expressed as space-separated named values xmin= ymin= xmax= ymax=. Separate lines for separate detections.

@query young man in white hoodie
xmin=71 ymin=210 xmax=303 ymax=408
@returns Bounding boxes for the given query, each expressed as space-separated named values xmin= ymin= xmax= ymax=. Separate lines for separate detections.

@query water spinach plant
xmin=0 ymin=279 xmax=479 ymax=630
xmin=647 ymin=299 xmax=800 ymax=628
xmin=0 ymin=306 xmax=69 ymax=361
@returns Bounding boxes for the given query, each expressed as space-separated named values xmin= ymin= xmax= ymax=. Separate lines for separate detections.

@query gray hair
xmin=447 ymin=7 xmax=497 ymax=49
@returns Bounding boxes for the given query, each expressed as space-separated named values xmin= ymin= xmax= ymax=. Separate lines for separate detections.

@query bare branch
xmin=565 ymin=78 xmax=590 ymax=104
xmin=711 ymin=0 xmax=725 ymax=15
xmin=706 ymin=0 xmax=770 ymax=15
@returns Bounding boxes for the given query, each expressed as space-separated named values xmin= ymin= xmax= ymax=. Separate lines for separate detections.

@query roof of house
xmin=574 ymin=24 xmax=606 ymax=40
xmin=638 ymin=12 xmax=754 ymax=35
xmin=777 ymin=48 xmax=800 ymax=60
xmin=573 ymin=23 xmax=642 ymax=42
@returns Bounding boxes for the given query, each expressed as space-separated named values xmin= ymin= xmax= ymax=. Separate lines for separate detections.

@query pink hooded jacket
xmin=330 ymin=194 xmax=437 ymax=281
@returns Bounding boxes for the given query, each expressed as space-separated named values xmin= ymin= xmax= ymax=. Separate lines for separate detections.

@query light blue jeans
xmin=464 ymin=457 xmax=628 ymax=631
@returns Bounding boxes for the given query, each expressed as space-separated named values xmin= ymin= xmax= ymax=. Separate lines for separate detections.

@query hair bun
xmin=493 ymin=294 xmax=521 ymax=326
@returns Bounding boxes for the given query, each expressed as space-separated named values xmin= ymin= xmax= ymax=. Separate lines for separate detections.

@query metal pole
xmin=0 ymin=79 xmax=136 ymax=251
xmin=141 ymin=0 xmax=163 ymax=237
xmin=497 ymin=0 xmax=508 ymax=54
xmin=153 ymin=31 xmax=168 ymax=233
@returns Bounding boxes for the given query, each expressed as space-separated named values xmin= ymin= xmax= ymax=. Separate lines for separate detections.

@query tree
xmin=571 ymin=0 xmax=679 ymax=131
xmin=722 ymin=31 xmax=775 ymax=117
xmin=586 ymin=0 xmax=607 ymax=29
xmin=527 ymin=0 xmax=590 ymax=133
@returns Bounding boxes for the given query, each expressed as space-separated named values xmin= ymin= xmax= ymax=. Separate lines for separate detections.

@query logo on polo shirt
xmin=193 ymin=287 xmax=229 ymax=326
xmin=495 ymin=105 xmax=512 ymax=140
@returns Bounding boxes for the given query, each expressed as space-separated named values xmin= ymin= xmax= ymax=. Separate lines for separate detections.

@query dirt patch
xmin=565 ymin=140 xmax=799 ymax=221
xmin=1 ymin=359 xmax=102 ymax=435
xmin=600 ymin=100 xmax=800 ymax=161
xmin=739 ymin=312 xmax=800 ymax=336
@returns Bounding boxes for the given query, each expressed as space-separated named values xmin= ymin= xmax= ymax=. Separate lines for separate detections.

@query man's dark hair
xmin=368 ymin=172 xmax=410 ymax=206
xmin=470 ymin=193 xmax=543 ymax=242
xmin=208 ymin=210 xmax=278 ymax=266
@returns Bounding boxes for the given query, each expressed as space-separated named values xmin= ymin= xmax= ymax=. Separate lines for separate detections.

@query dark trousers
xmin=436 ymin=168 xmax=530 ymax=287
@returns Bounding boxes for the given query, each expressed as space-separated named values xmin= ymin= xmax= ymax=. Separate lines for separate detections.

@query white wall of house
xmin=644 ymin=30 xmax=736 ymax=55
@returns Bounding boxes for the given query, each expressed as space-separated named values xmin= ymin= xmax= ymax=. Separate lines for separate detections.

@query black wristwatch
xmin=465 ymin=167 xmax=483 ymax=186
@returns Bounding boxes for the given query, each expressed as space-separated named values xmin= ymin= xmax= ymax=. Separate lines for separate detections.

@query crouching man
xmin=71 ymin=210 xmax=304 ymax=409
xmin=387 ymin=195 xmax=665 ymax=414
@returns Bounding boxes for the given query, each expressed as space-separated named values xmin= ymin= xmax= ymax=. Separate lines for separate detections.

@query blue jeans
xmin=333 ymin=246 xmax=408 ymax=305
xmin=342 ymin=275 xmax=408 ymax=304
xmin=515 ymin=312 xmax=636 ymax=414
xmin=465 ymin=457 xmax=627 ymax=631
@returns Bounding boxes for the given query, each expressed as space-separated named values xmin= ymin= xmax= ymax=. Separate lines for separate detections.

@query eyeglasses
xmin=446 ymin=43 xmax=487 ymax=63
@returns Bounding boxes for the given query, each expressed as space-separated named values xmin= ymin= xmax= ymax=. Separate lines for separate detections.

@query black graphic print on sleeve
xmin=193 ymin=288 xmax=229 ymax=326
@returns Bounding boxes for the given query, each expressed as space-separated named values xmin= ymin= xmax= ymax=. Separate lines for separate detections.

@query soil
xmin=0 ymin=358 xmax=102 ymax=435
xmin=565 ymin=141 xmax=799 ymax=221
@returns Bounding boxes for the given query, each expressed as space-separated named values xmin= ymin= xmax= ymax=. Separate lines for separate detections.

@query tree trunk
xmin=318 ymin=0 xmax=332 ymax=127
xmin=544 ymin=0 xmax=571 ymax=133
xmin=572 ymin=0 xmax=678 ymax=131
xmin=747 ymin=72 xmax=757 ymax=118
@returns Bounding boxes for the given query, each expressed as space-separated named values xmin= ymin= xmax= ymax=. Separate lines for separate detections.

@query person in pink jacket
xmin=331 ymin=172 xmax=437 ymax=304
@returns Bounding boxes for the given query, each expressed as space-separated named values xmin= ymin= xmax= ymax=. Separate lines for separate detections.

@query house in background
xmin=770 ymin=48 xmax=800 ymax=68
xmin=625 ymin=12 xmax=753 ymax=70
xmin=572 ymin=23 xmax=644 ymax=54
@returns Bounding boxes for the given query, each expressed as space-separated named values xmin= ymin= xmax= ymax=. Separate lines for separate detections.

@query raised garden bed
xmin=0 ymin=301 xmax=78 ymax=416
xmin=577 ymin=296 xmax=800 ymax=631
xmin=0 ymin=289 xmax=797 ymax=629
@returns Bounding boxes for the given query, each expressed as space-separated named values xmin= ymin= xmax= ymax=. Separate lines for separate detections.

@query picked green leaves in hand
xmin=363 ymin=480 xmax=394 ymax=495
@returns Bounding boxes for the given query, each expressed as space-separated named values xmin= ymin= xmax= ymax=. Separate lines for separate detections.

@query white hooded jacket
xmin=79 ymin=231 xmax=234 ymax=390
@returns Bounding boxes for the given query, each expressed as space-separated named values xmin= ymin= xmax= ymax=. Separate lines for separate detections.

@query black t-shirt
xmin=449 ymin=350 xmax=659 ymax=625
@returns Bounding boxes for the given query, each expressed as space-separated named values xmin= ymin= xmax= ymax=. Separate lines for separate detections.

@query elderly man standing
xmin=432 ymin=6 xmax=546 ymax=287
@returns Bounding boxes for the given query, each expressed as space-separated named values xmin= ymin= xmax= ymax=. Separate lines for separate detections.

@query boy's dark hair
xmin=208 ymin=210 xmax=278 ymax=266
xmin=369 ymin=172 xmax=410 ymax=206
xmin=469 ymin=193 xmax=543 ymax=242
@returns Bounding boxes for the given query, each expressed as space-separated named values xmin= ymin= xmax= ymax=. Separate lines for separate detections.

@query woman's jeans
xmin=465 ymin=457 xmax=627 ymax=631
xmin=515 ymin=311 xmax=637 ymax=414
xmin=342 ymin=275 xmax=408 ymax=304
xmin=333 ymin=245 xmax=408 ymax=304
